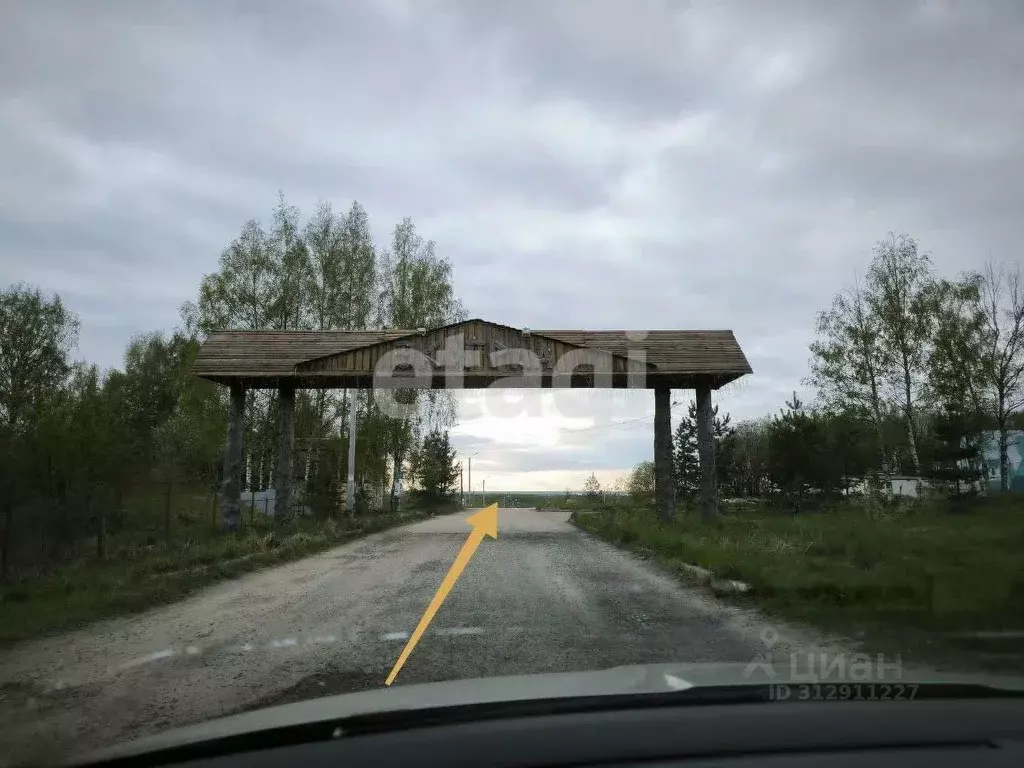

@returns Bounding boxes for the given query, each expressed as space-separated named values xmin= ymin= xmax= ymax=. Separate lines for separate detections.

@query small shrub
xmin=614 ymin=528 xmax=638 ymax=545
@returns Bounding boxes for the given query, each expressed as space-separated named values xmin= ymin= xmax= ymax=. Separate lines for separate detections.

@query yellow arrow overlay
xmin=385 ymin=503 xmax=499 ymax=686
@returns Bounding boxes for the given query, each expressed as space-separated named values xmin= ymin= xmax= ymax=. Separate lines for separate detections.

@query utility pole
xmin=460 ymin=464 xmax=464 ymax=505
xmin=482 ymin=478 xmax=486 ymax=507
xmin=346 ymin=393 xmax=357 ymax=514
xmin=467 ymin=456 xmax=472 ymax=508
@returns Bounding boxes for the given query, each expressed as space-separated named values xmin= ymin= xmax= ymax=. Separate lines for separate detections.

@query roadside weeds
xmin=569 ymin=498 xmax=1024 ymax=674
xmin=0 ymin=508 xmax=436 ymax=645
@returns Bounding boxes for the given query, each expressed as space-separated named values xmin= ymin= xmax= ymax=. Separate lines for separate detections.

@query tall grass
xmin=573 ymin=496 xmax=1024 ymax=644
xmin=0 ymin=490 xmax=437 ymax=644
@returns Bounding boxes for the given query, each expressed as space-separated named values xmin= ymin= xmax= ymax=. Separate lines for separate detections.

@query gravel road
xmin=0 ymin=508 xmax=836 ymax=766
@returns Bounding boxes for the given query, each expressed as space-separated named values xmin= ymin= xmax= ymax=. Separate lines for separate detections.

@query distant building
xmin=823 ymin=431 xmax=1024 ymax=499
xmin=971 ymin=430 xmax=1024 ymax=493
xmin=846 ymin=475 xmax=935 ymax=498
xmin=888 ymin=476 xmax=928 ymax=498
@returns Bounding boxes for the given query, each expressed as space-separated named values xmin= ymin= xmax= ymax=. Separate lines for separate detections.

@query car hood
xmin=74 ymin=661 xmax=1024 ymax=764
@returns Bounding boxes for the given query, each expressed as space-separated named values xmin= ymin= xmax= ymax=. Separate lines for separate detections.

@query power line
xmin=456 ymin=401 xmax=681 ymax=456
xmin=557 ymin=400 xmax=681 ymax=436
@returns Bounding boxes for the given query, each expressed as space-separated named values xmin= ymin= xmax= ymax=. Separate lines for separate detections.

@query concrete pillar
xmin=695 ymin=378 xmax=719 ymax=523
xmin=276 ymin=383 xmax=296 ymax=522
xmin=220 ymin=382 xmax=246 ymax=532
xmin=653 ymin=385 xmax=674 ymax=523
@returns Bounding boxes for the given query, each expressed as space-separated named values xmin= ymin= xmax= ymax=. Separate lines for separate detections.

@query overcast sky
xmin=2 ymin=0 xmax=1022 ymax=490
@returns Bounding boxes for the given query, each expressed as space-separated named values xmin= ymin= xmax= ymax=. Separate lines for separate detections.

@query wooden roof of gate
xmin=192 ymin=318 xmax=752 ymax=390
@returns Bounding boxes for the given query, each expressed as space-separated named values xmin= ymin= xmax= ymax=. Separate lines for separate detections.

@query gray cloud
xmin=2 ymin=0 xmax=1022 ymax=485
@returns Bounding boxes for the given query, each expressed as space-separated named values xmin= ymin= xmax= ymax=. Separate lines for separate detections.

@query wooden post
xmin=695 ymin=378 xmax=719 ymax=523
xmin=220 ymin=381 xmax=246 ymax=532
xmin=276 ymin=383 xmax=296 ymax=524
xmin=653 ymin=386 xmax=674 ymax=522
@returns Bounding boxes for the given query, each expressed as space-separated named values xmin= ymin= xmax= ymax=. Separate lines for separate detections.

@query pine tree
xmin=412 ymin=429 xmax=459 ymax=506
xmin=673 ymin=406 xmax=699 ymax=501
xmin=673 ymin=401 xmax=732 ymax=503
xmin=928 ymin=406 xmax=985 ymax=498
xmin=766 ymin=393 xmax=824 ymax=507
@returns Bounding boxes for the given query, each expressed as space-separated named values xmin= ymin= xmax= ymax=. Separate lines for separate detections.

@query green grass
xmin=572 ymin=496 xmax=1024 ymax=671
xmin=0 ymin=493 xmax=439 ymax=645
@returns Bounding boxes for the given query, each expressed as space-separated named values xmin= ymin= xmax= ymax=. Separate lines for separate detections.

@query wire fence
xmin=1 ymin=466 xmax=399 ymax=583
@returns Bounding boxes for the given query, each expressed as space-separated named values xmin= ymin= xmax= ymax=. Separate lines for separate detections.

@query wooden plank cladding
xmin=193 ymin=318 xmax=753 ymax=390
xmin=296 ymin=320 xmax=640 ymax=376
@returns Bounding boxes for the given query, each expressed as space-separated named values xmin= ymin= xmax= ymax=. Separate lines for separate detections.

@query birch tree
xmin=807 ymin=276 xmax=887 ymax=473
xmin=339 ymin=201 xmax=378 ymax=333
xmin=262 ymin=194 xmax=312 ymax=502
xmin=335 ymin=201 xmax=378 ymax=469
xmin=978 ymin=262 xmax=1024 ymax=491
xmin=193 ymin=216 xmax=279 ymax=499
xmin=928 ymin=275 xmax=986 ymax=430
xmin=302 ymin=200 xmax=343 ymax=488
xmin=377 ymin=218 xmax=465 ymax=329
xmin=0 ymin=284 xmax=79 ymax=433
xmin=267 ymin=192 xmax=311 ymax=332
xmin=866 ymin=233 xmax=936 ymax=474
xmin=305 ymin=201 xmax=345 ymax=331
xmin=194 ymin=219 xmax=275 ymax=333
xmin=188 ymin=200 xmax=466 ymax=515
xmin=0 ymin=284 xmax=79 ymax=578
xmin=376 ymin=218 xmax=466 ymax=509
xmin=303 ymin=200 xmax=379 ymax=496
